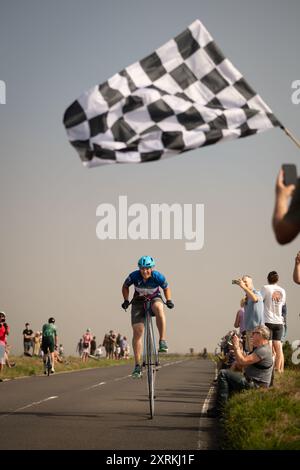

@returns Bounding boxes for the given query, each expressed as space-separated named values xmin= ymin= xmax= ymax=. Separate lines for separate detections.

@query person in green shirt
xmin=41 ymin=317 xmax=58 ymax=374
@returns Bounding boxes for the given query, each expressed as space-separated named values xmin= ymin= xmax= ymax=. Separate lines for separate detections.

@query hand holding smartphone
xmin=282 ymin=164 xmax=297 ymax=186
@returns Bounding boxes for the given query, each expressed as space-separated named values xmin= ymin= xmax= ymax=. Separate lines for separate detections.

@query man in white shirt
xmin=261 ymin=271 xmax=286 ymax=372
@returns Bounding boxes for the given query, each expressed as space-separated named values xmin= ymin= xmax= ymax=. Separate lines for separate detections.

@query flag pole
xmin=282 ymin=126 xmax=300 ymax=149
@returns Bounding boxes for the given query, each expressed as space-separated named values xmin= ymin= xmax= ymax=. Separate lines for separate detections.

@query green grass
xmin=0 ymin=353 xmax=190 ymax=380
xmin=222 ymin=369 xmax=300 ymax=450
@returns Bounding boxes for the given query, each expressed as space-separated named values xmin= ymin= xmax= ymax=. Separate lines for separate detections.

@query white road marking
xmin=87 ymin=381 xmax=106 ymax=389
xmin=197 ymin=367 xmax=218 ymax=450
xmin=15 ymin=396 xmax=58 ymax=412
xmin=0 ymin=395 xmax=58 ymax=419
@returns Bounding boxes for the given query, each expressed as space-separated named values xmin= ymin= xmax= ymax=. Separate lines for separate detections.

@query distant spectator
xmin=0 ymin=312 xmax=10 ymax=372
xmin=102 ymin=334 xmax=110 ymax=358
xmin=108 ymin=332 xmax=117 ymax=359
xmin=58 ymin=344 xmax=64 ymax=357
xmin=54 ymin=349 xmax=63 ymax=364
xmin=95 ymin=345 xmax=103 ymax=358
xmin=82 ymin=328 xmax=93 ymax=362
xmin=33 ymin=331 xmax=41 ymax=356
xmin=76 ymin=338 xmax=83 ymax=357
xmin=120 ymin=336 xmax=128 ymax=358
xmin=90 ymin=336 xmax=97 ymax=356
xmin=23 ymin=323 xmax=33 ymax=356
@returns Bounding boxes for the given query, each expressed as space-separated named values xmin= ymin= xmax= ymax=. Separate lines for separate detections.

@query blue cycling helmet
xmin=138 ymin=256 xmax=155 ymax=269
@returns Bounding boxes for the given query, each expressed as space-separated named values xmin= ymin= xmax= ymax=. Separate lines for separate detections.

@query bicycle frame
xmin=46 ymin=349 xmax=52 ymax=376
xmin=142 ymin=296 xmax=160 ymax=419
xmin=125 ymin=294 xmax=166 ymax=419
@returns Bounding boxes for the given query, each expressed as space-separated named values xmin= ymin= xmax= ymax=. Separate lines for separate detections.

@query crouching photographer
xmin=207 ymin=325 xmax=273 ymax=418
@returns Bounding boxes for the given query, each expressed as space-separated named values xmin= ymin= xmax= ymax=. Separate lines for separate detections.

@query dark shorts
xmin=41 ymin=337 xmax=55 ymax=354
xmin=265 ymin=323 xmax=283 ymax=341
xmin=131 ymin=296 xmax=163 ymax=326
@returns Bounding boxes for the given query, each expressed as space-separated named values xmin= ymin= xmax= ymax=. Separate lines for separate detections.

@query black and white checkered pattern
xmin=63 ymin=19 xmax=281 ymax=167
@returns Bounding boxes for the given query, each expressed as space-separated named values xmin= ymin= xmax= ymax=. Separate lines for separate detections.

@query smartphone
xmin=282 ymin=164 xmax=297 ymax=186
xmin=232 ymin=280 xmax=239 ymax=285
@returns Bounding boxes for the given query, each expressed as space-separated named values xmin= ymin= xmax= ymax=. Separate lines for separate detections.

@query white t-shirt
xmin=261 ymin=284 xmax=286 ymax=324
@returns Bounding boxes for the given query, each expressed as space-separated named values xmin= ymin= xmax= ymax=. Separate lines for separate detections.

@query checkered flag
xmin=63 ymin=19 xmax=281 ymax=167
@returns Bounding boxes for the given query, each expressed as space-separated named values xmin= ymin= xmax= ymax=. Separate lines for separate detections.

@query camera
xmin=225 ymin=330 xmax=237 ymax=346
xmin=232 ymin=279 xmax=239 ymax=285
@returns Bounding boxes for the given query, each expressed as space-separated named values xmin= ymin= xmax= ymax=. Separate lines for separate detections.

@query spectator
xmin=76 ymin=338 xmax=83 ymax=357
xmin=293 ymin=251 xmax=300 ymax=284
xmin=95 ymin=345 xmax=103 ymax=358
xmin=272 ymin=168 xmax=299 ymax=244
xmin=82 ymin=328 xmax=93 ymax=362
xmin=102 ymin=334 xmax=110 ymax=358
xmin=234 ymin=276 xmax=264 ymax=352
xmin=234 ymin=298 xmax=246 ymax=350
xmin=33 ymin=331 xmax=41 ymax=356
xmin=0 ymin=312 xmax=10 ymax=373
xmin=58 ymin=344 xmax=64 ymax=357
xmin=207 ymin=325 xmax=273 ymax=417
xmin=90 ymin=336 xmax=97 ymax=356
xmin=261 ymin=271 xmax=286 ymax=372
xmin=23 ymin=323 xmax=34 ymax=356
xmin=108 ymin=332 xmax=117 ymax=360
xmin=120 ymin=336 xmax=128 ymax=358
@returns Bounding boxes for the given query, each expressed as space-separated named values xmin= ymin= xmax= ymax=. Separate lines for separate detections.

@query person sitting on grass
xmin=207 ymin=325 xmax=273 ymax=418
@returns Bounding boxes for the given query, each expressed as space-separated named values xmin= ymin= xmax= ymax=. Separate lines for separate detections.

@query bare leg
xmin=273 ymin=340 xmax=284 ymax=372
xmin=132 ymin=323 xmax=144 ymax=365
xmin=151 ymin=301 xmax=166 ymax=341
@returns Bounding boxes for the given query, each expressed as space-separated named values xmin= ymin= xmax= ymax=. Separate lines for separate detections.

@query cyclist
xmin=41 ymin=317 xmax=58 ymax=374
xmin=122 ymin=256 xmax=174 ymax=378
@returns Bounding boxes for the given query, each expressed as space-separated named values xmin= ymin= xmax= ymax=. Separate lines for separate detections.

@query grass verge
xmin=221 ymin=369 xmax=300 ymax=450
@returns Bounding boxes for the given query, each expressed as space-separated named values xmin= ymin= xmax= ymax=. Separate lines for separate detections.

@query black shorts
xmin=41 ymin=337 xmax=55 ymax=354
xmin=131 ymin=296 xmax=163 ymax=325
xmin=265 ymin=323 xmax=283 ymax=341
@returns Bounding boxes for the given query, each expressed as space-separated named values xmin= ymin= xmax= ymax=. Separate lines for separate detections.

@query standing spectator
xmin=33 ymin=331 xmax=41 ymax=356
xmin=234 ymin=298 xmax=246 ymax=349
xmin=23 ymin=323 xmax=33 ymax=356
xmin=102 ymin=334 xmax=110 ymax=358
xmin=0 ymin=312 xmax=10 ymax=373
xmin=234 ymin=276 xmax=264 ymax=352
xmin=120 ymin=336 xmax=128 ymax=358
xmin=90 ymin=336 xmax=97 ymax=356
xmin=82 ymin=328 xmax=93 ymax=362
xmin=261 ymin=271 xmax=286 ymax=373
xmin=76 ymin=338 xmax=83 ymax=357
xmin=108 ymin=331 xmax=117 ymax=359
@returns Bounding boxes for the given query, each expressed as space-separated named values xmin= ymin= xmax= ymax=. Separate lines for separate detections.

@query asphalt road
xmin=0 ymin=358 xmax=217 ymax=450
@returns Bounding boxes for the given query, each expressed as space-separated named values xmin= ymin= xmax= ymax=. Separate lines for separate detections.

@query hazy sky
xmin=1 ymin=0 xmax=300 ymax=355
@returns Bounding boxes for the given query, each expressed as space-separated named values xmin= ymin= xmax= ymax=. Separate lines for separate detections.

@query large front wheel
xmin=145 ymin=317 xmax=156 ymax=419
